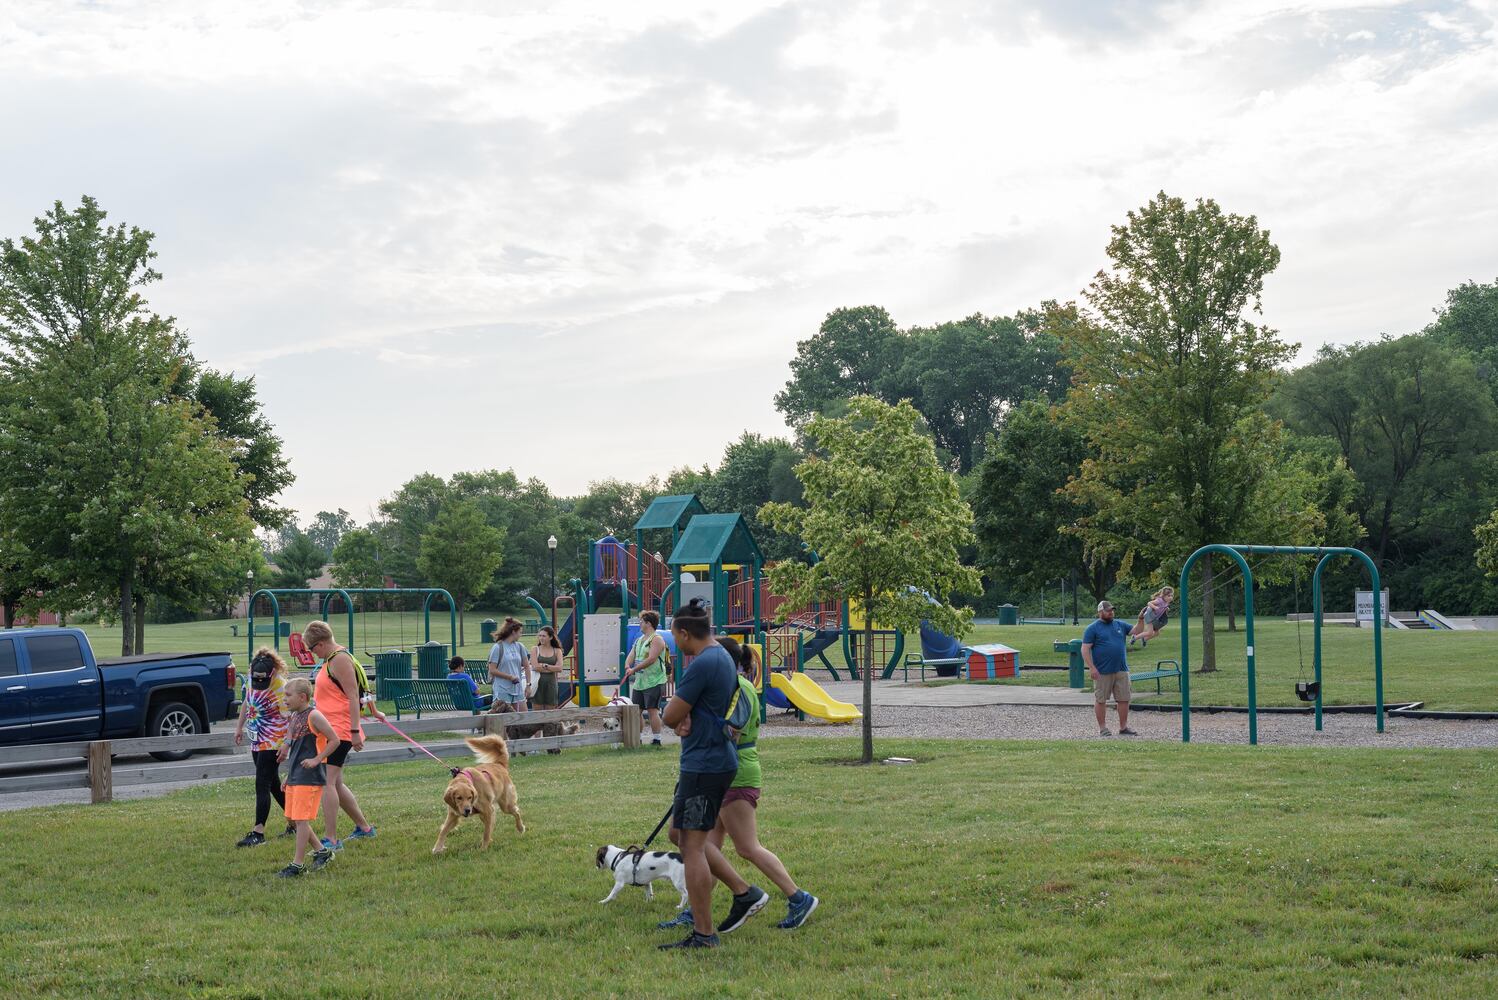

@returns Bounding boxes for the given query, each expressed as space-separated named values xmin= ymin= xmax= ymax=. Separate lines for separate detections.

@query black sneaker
xmin=651 ymin=738 xmax=662 ymax=747
xmin=275 ymin=862 xmax=306 ymax=878
xmin=280 ymin=822 xmax=297 ymax=838
xmin=236 ymin=831 xmax=266 ymax=848
xmin=310 ymin=848 xmax=334 ymax=871
xmin=658 ymin=932 xmax=719 ymax=950
xmin=717 ymin=885 xmax=769 ymax=934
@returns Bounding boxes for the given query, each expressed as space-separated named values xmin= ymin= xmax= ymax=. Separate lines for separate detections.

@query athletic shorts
xmin=671 ymin=770 xmax=736 ymax=832
xmin=632 ymin=684 xmax=666 ymax=711
xmin=1094 ymin=671 xmax=1132 ymax=704
xmin=1143 ymin=608 xmax=1169 ymax=627
xmin=283 ymin=784 xmax=322 ymax=822
xmin=325 ymin=740 xmax=353 ymax=768
xmin=722 ymin=786 xmax=760 ymax=810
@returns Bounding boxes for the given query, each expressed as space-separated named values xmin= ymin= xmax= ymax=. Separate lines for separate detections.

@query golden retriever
xmin=432 ymin=733 xmax=525 ymax=853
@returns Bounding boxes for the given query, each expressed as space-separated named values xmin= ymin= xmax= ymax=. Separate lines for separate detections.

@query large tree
xmin=305 ymin=509 xmax=356 ymax=559
xmin=1058 ymin=193 xmax=1300 ymax=672
xmin=191 ymin=368 xmax=293 ymax=531
xmin=1424 ymin=277 xmax=1498 ymax=404
xmin=0 ymin=197 xmax=259 ymax=653
xmin=417 ymin=500 xmax=505 ymax=643
xmin=330 ymin=528 xmax=386 ymax=590
xmin=761 ymin=396 xmax=981 ymax=763
xmin=269 ymin=530 xmax=327 ymax=590
xmin=699 ymin=433 xmax=806 ymax=561
xmin=774 ymin=306 xmax=905 ymax=430
xmin=972 ymin=398 xmax=1122 ymax=604
xmin=376 ymin=473 xmax=452 ymax=585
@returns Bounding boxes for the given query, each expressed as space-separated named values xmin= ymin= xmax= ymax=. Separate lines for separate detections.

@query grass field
xmin=62 ymin=613 xmax=1498 ymax=711
xmin=2 ymin=738 xmax=1496 ymax=998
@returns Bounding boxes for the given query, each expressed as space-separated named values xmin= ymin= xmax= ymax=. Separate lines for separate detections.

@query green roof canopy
xmin=666 ymin=513 xmax=765 ymax=567
xmin=634 ymin=494 xmax=707 ymax=533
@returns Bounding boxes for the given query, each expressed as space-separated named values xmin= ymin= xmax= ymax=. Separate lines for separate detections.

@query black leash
xmin=642 ymin=781 xmax=677 ymax=848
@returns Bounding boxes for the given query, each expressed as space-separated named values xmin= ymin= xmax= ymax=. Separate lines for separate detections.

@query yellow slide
xmin=771 ymin=672 xmax=862 ymax=723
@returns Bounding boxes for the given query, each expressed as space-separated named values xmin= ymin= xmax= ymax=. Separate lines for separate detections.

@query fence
xmin=0 ymin=703 xmax=643 ymax=804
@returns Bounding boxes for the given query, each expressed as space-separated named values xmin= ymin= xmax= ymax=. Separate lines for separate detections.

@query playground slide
xmin=771 ymin=672 xmax=862 ymax=723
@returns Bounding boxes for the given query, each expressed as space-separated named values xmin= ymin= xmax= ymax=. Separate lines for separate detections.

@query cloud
xmin=1 ymin=0 xmax=1495 ymax=518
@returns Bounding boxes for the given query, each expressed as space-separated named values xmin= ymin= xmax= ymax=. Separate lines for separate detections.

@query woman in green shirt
xmin=704 ymin=638 xmax=819 ymax=930
xmin=622 ymin=610 xmax=669 ymax=746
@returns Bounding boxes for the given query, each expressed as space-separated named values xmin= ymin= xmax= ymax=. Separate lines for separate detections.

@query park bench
xmin=384 ymin=677 xmax=483 ymax=720
xmin=230 ymin=623 xmax=282 ymax=639
xmin=1129 ymin=658 xmax=1183 ymax=695
xmin=902 ymin=652 xmax=966 ymax=682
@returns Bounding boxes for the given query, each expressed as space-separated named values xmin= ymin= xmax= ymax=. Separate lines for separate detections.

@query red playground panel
xmin=965 ymin=643 xmax=1019 ymax=680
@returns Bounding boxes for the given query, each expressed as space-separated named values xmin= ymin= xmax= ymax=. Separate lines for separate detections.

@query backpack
xmin=722 ymin=675 xmax=756 ymax=744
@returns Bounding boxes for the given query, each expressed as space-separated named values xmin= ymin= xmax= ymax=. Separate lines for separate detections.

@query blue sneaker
xmin=346 ymin=826 xmax=377 ymax=841
xmin=320 ymin=838 xmax=343 ymax=852
xmin=777 ymin=892 xmax=819 ymax=929
xmin=658 ymin=908 xmax=694 ymax=930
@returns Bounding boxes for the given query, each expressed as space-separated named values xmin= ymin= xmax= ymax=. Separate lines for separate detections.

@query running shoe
xmin=658 ymin=932 xmax=719 ymax=950
xmin=280 ymin=822 xmax=297 ymax=838
xmin=717 ymin=885 xmax=769 ymax=934
xmin=320 ymin=837 xmax=343 ymax=852
xmin=658 ymin=909 xmax=694 ymax=930
xmin=310 ymin=848 xmax=334 ymax=871
xmin=346 ymin=826 xmax=377 ymax=841
xmin=235 ymin=831 xmax=266 ymax=848
xmin=275 ymin=862 xmax=306 ymax=878
xmin=777 ymin=892 xmax=820 ymax=929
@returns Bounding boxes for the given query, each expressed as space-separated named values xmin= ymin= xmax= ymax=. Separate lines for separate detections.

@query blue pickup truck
xmin=0 ymin=627 xmax=239 ymax=761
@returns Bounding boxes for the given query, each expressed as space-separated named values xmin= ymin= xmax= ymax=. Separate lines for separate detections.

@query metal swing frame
xmin=1177 ymin=545 xmax=1384 ymax=746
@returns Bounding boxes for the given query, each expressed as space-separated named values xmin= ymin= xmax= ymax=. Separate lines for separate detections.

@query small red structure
xmin=965 ymin=643 xmax=1019 ymax=680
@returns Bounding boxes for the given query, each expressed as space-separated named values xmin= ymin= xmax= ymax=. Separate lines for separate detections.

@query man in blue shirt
xmin=1082 ymin=600 xmax=1138 ymax=737
xmin=658 ymin=599 xmax=766 ymax=949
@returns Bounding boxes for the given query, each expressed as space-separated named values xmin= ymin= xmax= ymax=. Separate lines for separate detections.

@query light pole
xmin=547 ymin=535 xmax=558 ymax=628
xmin=245 ymin=569 xmax=254 ymax=622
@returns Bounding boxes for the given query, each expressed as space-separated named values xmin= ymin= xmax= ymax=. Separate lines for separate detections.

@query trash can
xmin=278 ymin=620 xmax=292 ymax=638
xmin=1053 ymin=638 xmax=1086 ymax=688
xmin=373 ymin=649 xmax=412 ymax=700
xmin=417 ymin=640 xmax=449 ymax=679
xmin=998 ymin=604 xmax=1019 ymax=626
xmin=480 ymin=618 xmax=498 ymax=644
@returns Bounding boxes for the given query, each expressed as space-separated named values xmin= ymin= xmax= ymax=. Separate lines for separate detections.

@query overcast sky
xmin=4 ymin=1 xmax=1496 ymax=522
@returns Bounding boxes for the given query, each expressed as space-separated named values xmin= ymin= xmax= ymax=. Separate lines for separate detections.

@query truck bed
xmin=96 ymin=651 xmax=235 ymax=667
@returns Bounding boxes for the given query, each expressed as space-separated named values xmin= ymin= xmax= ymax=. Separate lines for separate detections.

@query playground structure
xmin=245 ymin=587 xmax=457 ymax=664
xmin=1176 ymin=544 xmax=1386 ymax=746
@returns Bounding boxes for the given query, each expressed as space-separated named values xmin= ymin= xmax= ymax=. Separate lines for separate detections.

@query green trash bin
xmin=1052 ymin=638 xmax=1086 ymax=689
xmin=278 ymin=621 xmax=292 ymax=638
xmin=417 ymin=640 xmax=448 ymax=680
xmin=997 ymin=604 xmax=1019 ymax=626
xmin=480 ymin=618 xmax=498 ymax=644
xmin=373 ymin=649 xmax=412 ymax=701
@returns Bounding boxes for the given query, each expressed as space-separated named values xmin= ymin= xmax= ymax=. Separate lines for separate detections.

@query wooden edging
xmin=2 ymin=703 xmax=643 ymax=803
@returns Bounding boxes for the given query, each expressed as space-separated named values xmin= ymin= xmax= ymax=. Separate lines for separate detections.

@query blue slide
xmin=920 ymin=620 xmax=966 ymax=676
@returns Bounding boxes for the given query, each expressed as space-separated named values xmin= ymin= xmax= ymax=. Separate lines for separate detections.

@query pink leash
xmin=378 ymin=716 xmax=464 ymax=776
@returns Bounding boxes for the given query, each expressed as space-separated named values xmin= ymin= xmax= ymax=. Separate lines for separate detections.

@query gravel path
xmin=761 ymin=703 xmax=1498 ymax=749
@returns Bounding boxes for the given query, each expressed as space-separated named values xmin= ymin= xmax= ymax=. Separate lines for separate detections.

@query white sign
xmin=1355 ymin=590 xmax=1390 ymax=625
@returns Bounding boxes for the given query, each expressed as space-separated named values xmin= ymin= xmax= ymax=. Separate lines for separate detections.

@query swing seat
xmin=1295 ymin=680 xmax=1320 ymax=702
xmin=287 ymin=631 xmax=317 ymax=667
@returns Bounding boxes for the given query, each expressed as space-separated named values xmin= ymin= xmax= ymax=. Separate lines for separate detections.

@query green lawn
xmin=59 ymin=614 xmax=1498 ymax=711
xmin=928 ymin=621 xmax=1498 ymax=712
xmin=2 ymin=739 xmax=1496 ymax=998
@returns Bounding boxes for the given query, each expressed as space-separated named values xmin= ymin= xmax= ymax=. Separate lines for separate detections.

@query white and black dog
xmin=595 ymin=844 xmax=688 ymax=908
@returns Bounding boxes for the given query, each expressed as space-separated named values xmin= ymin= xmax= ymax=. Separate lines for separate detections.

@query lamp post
xmin=547 ymin=535 xmax=558 ymax=628
xmin=244 ymin=569 xmax=254 ymax=622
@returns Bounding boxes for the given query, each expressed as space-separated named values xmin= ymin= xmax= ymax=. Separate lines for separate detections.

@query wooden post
xmin=621 ymin=704 xmax=642 ymax=749
xmin=88 ymin=740 xmax=112 ymax=804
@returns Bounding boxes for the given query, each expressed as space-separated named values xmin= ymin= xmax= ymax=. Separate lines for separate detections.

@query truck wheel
xmin=148 ymin=701 xmax=204 ymax=761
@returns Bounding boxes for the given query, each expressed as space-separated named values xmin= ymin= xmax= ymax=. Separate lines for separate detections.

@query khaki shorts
xmin=1094 ymin=670 xmax=1132 ymax=704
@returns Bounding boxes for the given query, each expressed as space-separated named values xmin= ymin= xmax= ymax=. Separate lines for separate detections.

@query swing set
xmin=1176 ymin=544 xmax=1385 ymax=746
xmin=247 ymin=587 xmax=458 ymax=663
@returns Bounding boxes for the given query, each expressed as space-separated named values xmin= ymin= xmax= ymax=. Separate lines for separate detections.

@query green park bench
xmin=902 ymin=652 xmax=966 ymax=682
xmin=231 ymin=623 xmax=284 ymax=640
xmin=383 ymin=677 xmax=483 ymax=720
xmin=1129 ymin=658 xmax=1183 ymax=695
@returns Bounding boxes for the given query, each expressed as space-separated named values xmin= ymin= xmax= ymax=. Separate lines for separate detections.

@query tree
xmin=972 ymin=399 xmax=1123 ymax=604
xmin=192 ymin=369 xmax=293 ymax=530
xmin=305 ymin=509 xmax=356 ymax=558
xmin=774 ymin=306 xmax=905 ymax=431
xmin=761 ymin=397 xmax=981 ymax=763
xmin=417 ymin=501 xmax=505 ymax=643
xmin=574 ymin=478 xmax=660 ymax=538
xmin=0 ymin=197 xmax=260 ymax=653
xmin=1425 ymin=278 xmax=1498 ymax=404
xmin=1274 ymin=335 xmax=1496 ymax=608
xmin=699 ymin=433 xmax=806 ymax=561
xmin=1057 ymin=193 xmax=1298 ymax=672
xmin=270 ymin=531 xmax=327 ymax=590
xmin=331 ymin=528 xmax=386 ymax=590
xmin=376 ymin=473 xmax=452 ymax=585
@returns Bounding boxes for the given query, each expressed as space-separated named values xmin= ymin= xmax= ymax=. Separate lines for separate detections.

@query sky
xmin=3 ymin=0 xmax=1496 ymax=523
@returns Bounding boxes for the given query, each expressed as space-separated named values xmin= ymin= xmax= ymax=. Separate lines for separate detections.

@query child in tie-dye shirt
xmin=234 ymin=648 xmax=291 ymax=847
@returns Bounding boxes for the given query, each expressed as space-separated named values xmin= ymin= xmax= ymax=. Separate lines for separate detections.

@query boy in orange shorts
xmin=275 ymin=678 xmax=338 ymax=878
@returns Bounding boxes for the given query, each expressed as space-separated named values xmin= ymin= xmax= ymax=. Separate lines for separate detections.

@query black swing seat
xmin=1295 ymin=680 xmax=1320 ymax=702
